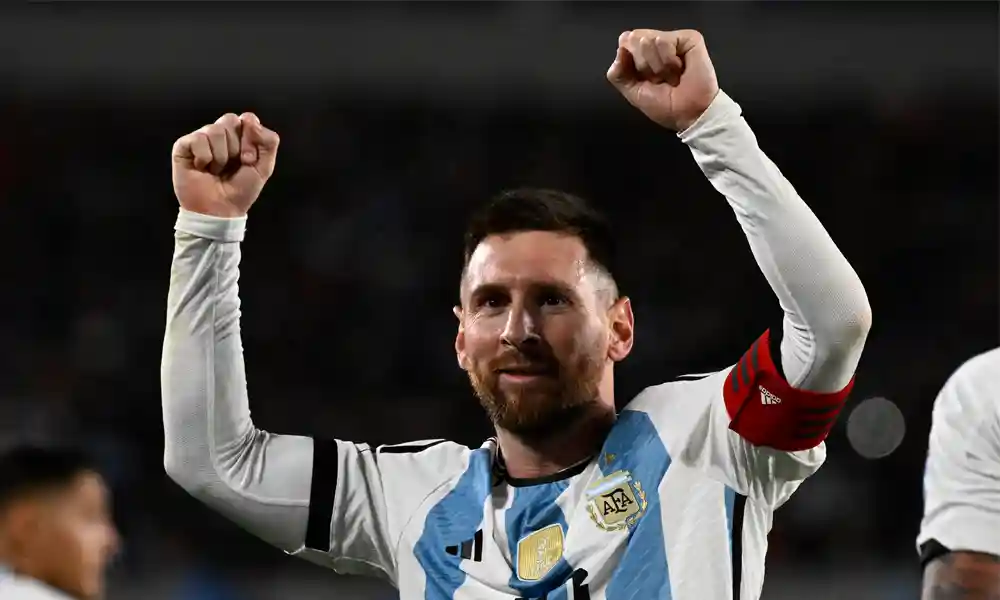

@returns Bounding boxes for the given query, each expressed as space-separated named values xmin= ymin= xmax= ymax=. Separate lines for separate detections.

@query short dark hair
xmin=463 ymin=188 xmax=619 ymax=286
xmin=0 ymin=445 xmax=98 ymax=509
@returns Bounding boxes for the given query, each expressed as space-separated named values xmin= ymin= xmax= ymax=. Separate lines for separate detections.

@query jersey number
xmin=516 ymin=568 xmax=590 ymax=600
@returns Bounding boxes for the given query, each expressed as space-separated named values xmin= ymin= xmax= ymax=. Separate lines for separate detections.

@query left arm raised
xmin=682 ymin=90 xmax=871 ymax=450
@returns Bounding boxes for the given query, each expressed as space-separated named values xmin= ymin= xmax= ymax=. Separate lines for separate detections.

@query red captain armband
xmin=722 ymin=329 xmax=853 ymax=452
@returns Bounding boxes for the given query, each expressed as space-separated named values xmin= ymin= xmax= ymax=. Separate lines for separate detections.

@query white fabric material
xmin=0 ymin=574 xmax=73 ymax=600
xmin=679 ymin=90 xmax=870 ymax=393
xmin=161 ymin=89 xmax=869 ymax=598
xmin=918 ymin=348 xmax=1000 ymax=558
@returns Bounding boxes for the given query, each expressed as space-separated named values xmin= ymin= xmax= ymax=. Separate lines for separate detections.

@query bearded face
xmin=466 ymin=326 xmax=607 ymax=438
xmin=456 ymin=231 xmax=625 ymax=438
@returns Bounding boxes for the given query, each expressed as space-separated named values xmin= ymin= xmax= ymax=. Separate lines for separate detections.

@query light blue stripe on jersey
xmin=604 ymin=410 xmax=673 ymax=600
xmin=414 ymin=448 xmax=493 ymax=600
xmin=505 ymin=480 xmax=573 ymax=598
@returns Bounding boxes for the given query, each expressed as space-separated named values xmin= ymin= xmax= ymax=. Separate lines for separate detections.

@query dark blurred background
xmin=0 ymin=2 xmax=996 ymax=599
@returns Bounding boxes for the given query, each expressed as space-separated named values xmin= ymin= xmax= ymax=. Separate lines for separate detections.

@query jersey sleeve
xmin=627 ymin=90 xmax=867 ymax=509
xmin=626 ymin=328 xmax=853 ymax=508
xmin=917 ymin=349 xmax=1000 ymax=564
xmin=295 ymin=439 xmax=470 ymax=579
xmin=161 ymin=210 xmax=466 ymax=584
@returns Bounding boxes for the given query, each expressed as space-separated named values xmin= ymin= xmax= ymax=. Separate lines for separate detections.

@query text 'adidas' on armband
xmin=723 ymin=329 xmax=853 ymax=452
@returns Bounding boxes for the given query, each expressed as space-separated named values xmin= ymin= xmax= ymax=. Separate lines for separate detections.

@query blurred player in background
xmin=0 ymin=446 xmax=119 ymax=600
xmin=162 ymin=29 xmax=871 ymax=598
xmin=918 ymin=348 xmax=1000 ymax=599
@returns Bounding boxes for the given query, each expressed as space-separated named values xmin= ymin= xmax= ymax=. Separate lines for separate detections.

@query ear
xmin=453 ymin=305 xmax=469 ymax=371
xmin=607 ymin=296 xmax=634 ymax=362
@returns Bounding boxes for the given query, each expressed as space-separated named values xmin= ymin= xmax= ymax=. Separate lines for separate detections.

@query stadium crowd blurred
xmin=0 ymin=3 xmax=995 ymax=599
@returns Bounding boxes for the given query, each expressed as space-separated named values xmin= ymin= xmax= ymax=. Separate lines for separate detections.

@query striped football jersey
xmin=294 ymin=332 xmax=851 ymax=600
xmin=162 ymin=88 xmax=865 ymax=600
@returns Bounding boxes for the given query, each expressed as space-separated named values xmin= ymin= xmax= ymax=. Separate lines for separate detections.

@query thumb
xmin=606 ymin=46 xmax=637 ymax=90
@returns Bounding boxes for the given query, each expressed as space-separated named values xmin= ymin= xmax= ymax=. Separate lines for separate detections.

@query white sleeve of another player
xmin=161 ymin=210 xmax=466 ymax=584
xmin=0 ymin=575 xmax=74 ymax=600
xmin=917 ymin=349 xmax=1000 ymax=559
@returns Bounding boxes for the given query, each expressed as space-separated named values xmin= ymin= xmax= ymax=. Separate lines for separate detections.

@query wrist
xmin=677 ymin=90 xmax=740 ymax=142
xmin=175 ymin=208 xmax=247 ymax=243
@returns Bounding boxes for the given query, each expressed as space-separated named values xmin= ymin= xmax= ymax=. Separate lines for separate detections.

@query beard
xmin=468 ymin=347 xmax=605 ymax=440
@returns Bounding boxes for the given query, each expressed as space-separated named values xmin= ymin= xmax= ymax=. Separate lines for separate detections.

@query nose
xmin=500 ymin=304 xmax=541 ymax=348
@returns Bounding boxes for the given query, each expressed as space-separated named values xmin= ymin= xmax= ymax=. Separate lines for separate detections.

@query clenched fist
xmin=607 ymin=29 xmax=719 ymax=132
xmin=171 ymin=112 xmax=280 ymax=218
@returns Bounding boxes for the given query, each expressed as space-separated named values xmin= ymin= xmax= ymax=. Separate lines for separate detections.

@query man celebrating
xmin=162 ymin=30 xmax=871 ymax=599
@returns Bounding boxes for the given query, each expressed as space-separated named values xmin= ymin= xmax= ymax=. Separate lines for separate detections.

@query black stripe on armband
xmin=305 ymin=438 xmax=339 ymax=552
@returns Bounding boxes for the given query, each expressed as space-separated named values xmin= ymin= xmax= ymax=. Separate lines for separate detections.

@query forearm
xmin=923 ymin=552 xmax=1000 ymax=600
xmin=680 ymin=91 xmax=871 ymax=392
xmin=161 ymin=209 xmax=313 ymax=553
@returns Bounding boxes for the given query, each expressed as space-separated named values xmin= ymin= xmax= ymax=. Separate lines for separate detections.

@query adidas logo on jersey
xmin=445 ymin=529 xmax=484 ymax=562
xmin=759 ymin=386 xmax=782 ymax=405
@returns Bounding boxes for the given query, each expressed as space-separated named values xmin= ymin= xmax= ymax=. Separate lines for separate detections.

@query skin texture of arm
xmin=923 ymin=552 xmax=1000 ymax=600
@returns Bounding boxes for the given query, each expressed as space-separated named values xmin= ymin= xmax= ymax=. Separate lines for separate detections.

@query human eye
xmin=476 ymin=292 xmax=508 ymax=311
xmin=539 ymin=291 xmax=571 ymax=308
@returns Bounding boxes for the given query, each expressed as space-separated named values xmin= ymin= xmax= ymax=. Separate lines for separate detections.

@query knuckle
xmin=206 ymin=124 xmax=225 ymax=140
xmin=240 ymin=111 xmax=261 ymax=127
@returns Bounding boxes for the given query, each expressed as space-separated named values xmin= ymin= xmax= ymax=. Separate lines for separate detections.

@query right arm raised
xmin=161 ymin=209 xmax=315 ymax=553
xmin=162 ymin=114 xmax=467 ymax=582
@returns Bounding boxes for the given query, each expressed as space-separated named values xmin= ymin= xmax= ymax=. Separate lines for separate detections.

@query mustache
xmin=491 ymin=350 xmax=558 ymax=373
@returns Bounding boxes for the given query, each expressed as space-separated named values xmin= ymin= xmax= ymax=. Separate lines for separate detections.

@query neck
xmin=0 ymin=536 xmax=43 ymax=590
xmin=0 ymin=536 xmax=14 ymax=571
xmin=496 ymin=403 xmax=616 ymax=480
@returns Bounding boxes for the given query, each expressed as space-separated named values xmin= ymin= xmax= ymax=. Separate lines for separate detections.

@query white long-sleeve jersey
xmin=0 ymin=572 xmax=73 ymax=600
xmin=161 ymin=91 xmax=871 ymax=599
xmin=918 ymin=347 xmax=1000 ymax=566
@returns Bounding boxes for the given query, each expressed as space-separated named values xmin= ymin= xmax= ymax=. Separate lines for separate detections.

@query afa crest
xmin=585 ymin=470 xmax=647 ymax=531
xmin=516 ymin=523 xmax=565 ymax=582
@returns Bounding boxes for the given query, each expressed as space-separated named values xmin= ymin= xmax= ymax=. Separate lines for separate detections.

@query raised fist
xmin=607 ymin=29 xmax=720 ymax=132
xmin=171 ymin=112 xmax=280 ymax=218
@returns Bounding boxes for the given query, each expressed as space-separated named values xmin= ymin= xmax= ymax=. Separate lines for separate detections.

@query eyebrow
xmin=467 ymin=280 xmax=580 ymax=303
